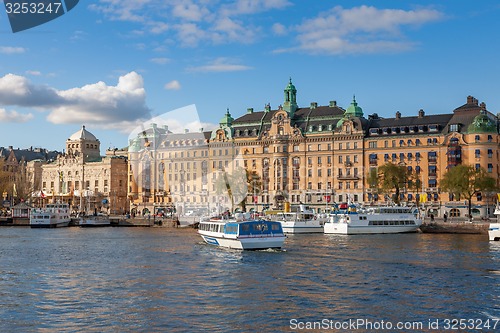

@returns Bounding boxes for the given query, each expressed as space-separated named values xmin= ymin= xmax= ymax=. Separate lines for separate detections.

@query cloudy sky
xmin=0 ymin=1 xmax=499 ymax=152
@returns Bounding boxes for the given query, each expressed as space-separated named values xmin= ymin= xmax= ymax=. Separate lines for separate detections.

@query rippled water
xmin=0 ymin=227 xmax=498 ymax=332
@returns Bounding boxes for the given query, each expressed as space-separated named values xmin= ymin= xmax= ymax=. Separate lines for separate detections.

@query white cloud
xmin=150 ymin=57 xmax=171 ymax=65
xmin=25 ymin=70 xmax=42 ymax=76
xmin=91 ymin=0 xmax=290 ymax=47
xmin=164 ymin=80 xmax=181 ymax=90
xmin=187 ymin=58 xmax=253 ymax=72
xmin=0 ymin=46 xmax=26 ymax=54
xmin=0 ymin=72 xmax=151 ymax=127
xmin=272 ymin=23 xmax=287 ymax=36
xmin=282 ymin=5 xmax=444 ymax=55
xmin=0 ymin=108 xmax=33 ymax=123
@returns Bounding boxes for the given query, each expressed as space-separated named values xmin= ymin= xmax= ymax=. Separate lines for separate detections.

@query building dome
xmin=69 ymin=125 xmax=98 ymax=141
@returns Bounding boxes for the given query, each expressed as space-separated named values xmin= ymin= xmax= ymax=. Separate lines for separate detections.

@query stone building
xmin=31 ymin=126 xmax=129 ymax=215
xmin=128 ymin=80 xmax=500 ymax=218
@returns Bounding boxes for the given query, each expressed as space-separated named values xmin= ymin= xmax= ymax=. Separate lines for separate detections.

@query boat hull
xmin=281 ymin=224 xmax=324 ymax=234
xmin=324 ymin=223 xmax=419 ymax=234
xmin=489 ymin=223 xmax=500 ymax=241
xmin=200 ymin=234 xmax=285 ymax=250
xmin=30 ymin=221 xmax=70 ymax=228
xmin=79 ymin=216 xmax=111 ymax=227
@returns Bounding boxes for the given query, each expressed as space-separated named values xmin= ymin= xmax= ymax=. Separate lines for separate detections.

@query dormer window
xmin=449 ymin=124 xmax=459 ymax=132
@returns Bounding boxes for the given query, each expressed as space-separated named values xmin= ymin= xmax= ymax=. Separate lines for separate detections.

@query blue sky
xmin=0 ymin=1 xmax=499 ymax=152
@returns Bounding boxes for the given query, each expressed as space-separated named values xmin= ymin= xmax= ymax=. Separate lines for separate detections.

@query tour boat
xmin=79 ymin=214 xmax=111 ymax=227
xmin=198 ymin=214 xmax=286 ymax=250
xmin=324 ymin=204 xmax=421 ymax=234
xmin=30 ymin=203 xmax=71 ymax=228
xmin=489 ymin=223 xmax=500 ymax=241
xmin=264 ymin=204 xmax=323 ymax=234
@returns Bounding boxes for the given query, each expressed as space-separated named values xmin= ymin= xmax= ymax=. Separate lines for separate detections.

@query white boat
xmin=265 ymin=204 xmax=323 ymax=234
xmin=489 ymin=223 xmax=500 ymax=241
xmin=30 ymin=203 xmax=71 ymax=228
xmin=79 ymin=214 xmax=111 ymax=227
xmin=324 ymin=204 xmax=421 ymax=235
xmin=198 ymin=215 xmax=286 ymax=250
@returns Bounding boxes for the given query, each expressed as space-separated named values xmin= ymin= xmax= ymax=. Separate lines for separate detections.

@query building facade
xmin=31 ymin=126 xmax=129 ymax=215
xmin=128 ymin=80 xmax=500 ymax=218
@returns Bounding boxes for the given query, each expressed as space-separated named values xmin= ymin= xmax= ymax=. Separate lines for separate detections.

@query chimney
xmin=329 ymin=100 xmax=337 ymax=107
xmin=310 ymin=102 xmax=317 ymax=109
xmin=265 ymin=103 xmax=271 ymax=112
xmin=480 ymin=102 xmax=486 ymax=111
xmin=395 ymin=111 xmax=401 ymax=119
xmin=184 ymin=129 xmax=189 ymax=133
xmin=247 ymin=108 xmax=254 ymax=114
xmin=418 ymin=109 xmax=425 ymax=118
xmin=163 ymin=125 xmax=169 ymax=131
xmin=199 ymin=128 xmax=203 ymax=132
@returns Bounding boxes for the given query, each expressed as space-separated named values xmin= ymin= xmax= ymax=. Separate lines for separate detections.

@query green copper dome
xmin=345 ymin=95 xmax=363 ymax=117
xmin=219 ymin=108 xmax=234 ymax=127
xmin=468 ymin=110 xmax=496 ymax=133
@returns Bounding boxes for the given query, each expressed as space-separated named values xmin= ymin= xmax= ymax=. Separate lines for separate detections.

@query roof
xmin=69 ymin=125 xmax=98 ymax=141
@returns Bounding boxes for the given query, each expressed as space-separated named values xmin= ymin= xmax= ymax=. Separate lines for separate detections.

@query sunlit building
xmin=32 ymin=126 xmax=129 ymax=214
xmin=128 ymin=80 xmax=500 ymax=218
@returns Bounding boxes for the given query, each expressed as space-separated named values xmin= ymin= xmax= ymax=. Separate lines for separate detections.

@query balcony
xmin=337 ymin=174 xmax=359 ymax=180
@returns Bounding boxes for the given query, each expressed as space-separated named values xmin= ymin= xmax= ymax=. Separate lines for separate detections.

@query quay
xmin=419 ymin=216 xmax=491 ymax=234
xmin=0 ymin=216 xmax=187 ymax=228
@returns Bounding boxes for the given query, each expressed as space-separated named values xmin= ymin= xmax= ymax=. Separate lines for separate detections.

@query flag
xmin=497 ymin=193 xmax=500 ymax=202
xmin=420 ymin=193 xmax=427 ymax=203
xmin=40 ymin=190 xmax=45 ymax=198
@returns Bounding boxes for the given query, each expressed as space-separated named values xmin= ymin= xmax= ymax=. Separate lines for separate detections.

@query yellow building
xmin=128 ymin=81 xmax=500 ymax=218
xmin=32 ymin=126 xmax=129 ymax=215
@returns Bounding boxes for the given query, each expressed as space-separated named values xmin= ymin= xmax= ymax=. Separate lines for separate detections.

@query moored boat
xmin=198 ymin=215 xmax=286 ymax=250
xmin=30 ymin=203 xmax=71 ymax=228
xmin=79 ymin=214 xmax=111 ymax=227
xmin=489 ymin=223 xmax=500 ymax=241
xmin=264 ymin=203 xmax=323 ymax=234
xmin=324 ymin=204 xmax=421 ymax=235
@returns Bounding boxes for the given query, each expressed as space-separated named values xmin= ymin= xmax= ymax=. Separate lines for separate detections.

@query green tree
xmin=377 ymin=162 xmax=409 ymax=205
xmin=440 ymin=165 xmax=497 ymax=219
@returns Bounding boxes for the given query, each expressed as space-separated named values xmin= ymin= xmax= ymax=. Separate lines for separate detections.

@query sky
xmin=0 ymin=1 xmax=499 ymax=153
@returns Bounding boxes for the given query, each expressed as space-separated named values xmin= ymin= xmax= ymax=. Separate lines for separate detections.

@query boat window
xmin=271 ymin=224 xmax=280 ymax=231
xmin=241 ymin=224 xmax=249 ymax=232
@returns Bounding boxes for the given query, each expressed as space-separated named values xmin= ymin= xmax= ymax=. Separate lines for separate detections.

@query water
xmin=0 ymin=227 xmax=499 ymax=332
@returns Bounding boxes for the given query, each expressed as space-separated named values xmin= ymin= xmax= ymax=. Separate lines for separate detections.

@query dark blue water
xmin=0 ymin=227 xmax=498 ymax=332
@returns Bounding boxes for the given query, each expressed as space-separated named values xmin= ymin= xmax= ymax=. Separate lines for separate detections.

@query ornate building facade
xmin=128 ymin=80 xmax=500 ymax=218
xmin=30 ymin=126 xmax=129 ymax=214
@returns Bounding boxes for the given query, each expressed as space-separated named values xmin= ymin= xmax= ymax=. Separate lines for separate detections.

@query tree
xmin=376 ymin=163 xmax=409 ymax=205
xmin=0 ymin=159 xmax=12 ymax=203
xmin=440 ymin=165 xmax=497 ymax=219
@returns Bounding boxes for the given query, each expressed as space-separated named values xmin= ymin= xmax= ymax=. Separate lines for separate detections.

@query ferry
xmin=489 ymin=223 xmax=500 ymax=241
xmin=265 ymin=203 xmax=323 ymax=234
xmin=324 ymin=204 xmax=421 ymax=235
xmin=198 ymin=215 xmax=286 ymax=250
xmin=30 ymin=203 xmax=71 ymax=228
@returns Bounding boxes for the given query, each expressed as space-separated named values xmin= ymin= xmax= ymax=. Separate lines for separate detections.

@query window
xmin=488 ymin=135 xmax=493 ymax=142
xmin=475 ymin=135 xmax=480 ymax=143
xmin=339 ymin=143 xmax=342 ymax=150
xmin=318 ymin=157 xmax=322 ymax=164
xmin=339 ymin=156 xmax=343 ymax=163
xmin=317 ymin=144 xmax=321 ymax=151
xmin=369 ymin=141 xmax=377 ymax=148
xmin=294 ymin=145 xmax=299 ymax=152
xmin=488 ymin=149 xmax=493 ymax=158
xmin=475 ymin=149 xmax=480 ymax=158
xmin=475 ymin=164 xmax=480 ymax=170
xmin=308 ymin=157 xmax=312 ymax=165
xmin=327 ymin=156 xmax=332 ymax=164
xmin=488 ymin=164 xmax=493 ymax=173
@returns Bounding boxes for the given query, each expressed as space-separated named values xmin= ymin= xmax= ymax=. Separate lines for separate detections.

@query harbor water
xmin=0 ymin=227 xmax=499 ymax=332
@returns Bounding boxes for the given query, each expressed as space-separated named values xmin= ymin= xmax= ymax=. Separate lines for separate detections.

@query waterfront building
xmin=127 ymin=80 xmax=500 ymax=218
xmin=30 ymin=126 xmax=129 ymax=215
